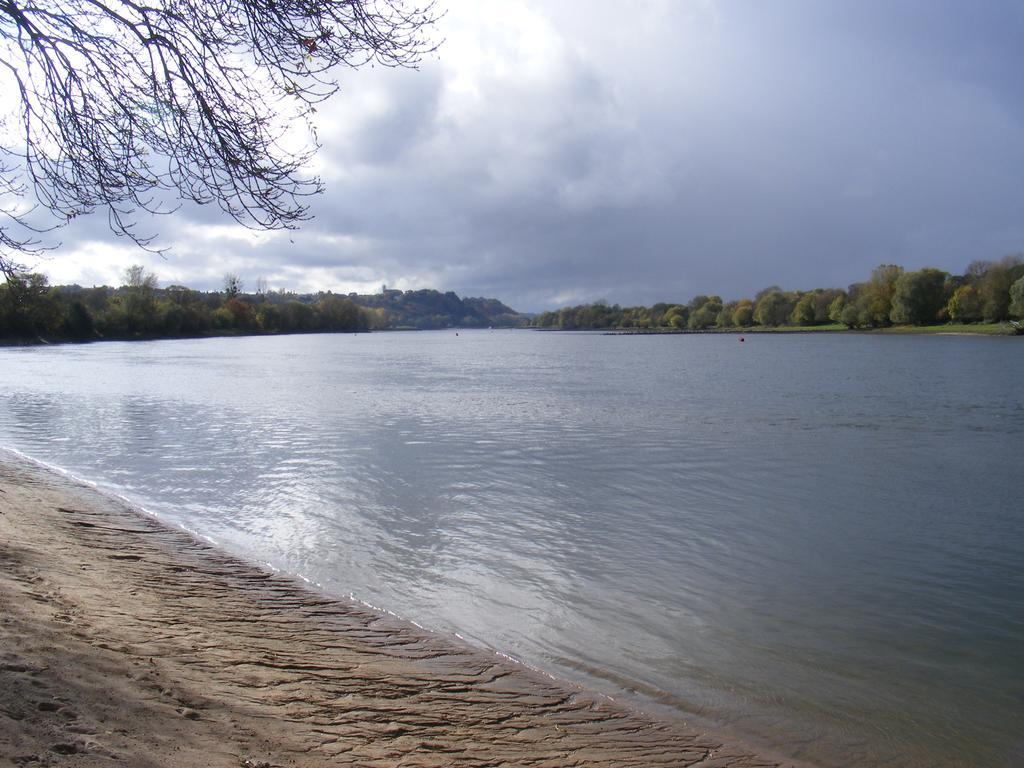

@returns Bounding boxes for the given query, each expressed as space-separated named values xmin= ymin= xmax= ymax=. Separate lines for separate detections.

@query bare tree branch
xmin=0 ymin=0 xmax=439 ymax=278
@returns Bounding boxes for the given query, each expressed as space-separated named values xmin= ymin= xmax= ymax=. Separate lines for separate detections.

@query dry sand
xmin=0 ymin=455 xmax=788 ymax=767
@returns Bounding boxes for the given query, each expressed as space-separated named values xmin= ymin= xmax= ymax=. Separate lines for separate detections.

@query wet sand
xmin=0 ymin=456 xmax=789 ymax=767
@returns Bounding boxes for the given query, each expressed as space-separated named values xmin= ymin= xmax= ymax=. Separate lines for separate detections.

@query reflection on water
xmin=1 ymin=331 xmax=1023 ymax=767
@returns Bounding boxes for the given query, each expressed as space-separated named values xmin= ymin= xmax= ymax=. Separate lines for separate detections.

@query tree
xmin=1010 ymin=276 xmax=1024 ymax=319
xmin=716 ymin=300 xmax=739 ymax=328
xmin=118 ymin=264 xmax=159 ymax=334
xmin=687 ymin=295 xmax=722 ymax=330
xmin=316 ymin=295 xmax=367 ymax=331
xmin=662 ymin=305 xmax=687 ymax=329
xmin=62 ymin=300 xmax=96 ymax=339
xmin=753 ymin=290 xmax=793 ymax=327
xmin=790 ymin=293 xmax=816 ymax=326
xmin=0 ymin=0 xmax=438 ymax=277
xmin=946 ymin=285 xmax=983 ymax=323
xmin=124 ymin=264 xmax=158 ymax=293
xmin=732 ymin=299 xmax=755 ymax=327
xmin=649 ymin=302 xmax=671 ymax=327
xmin=754 ymin=285 xmax=784 ymax=302
xmin=828 ymin=293 xmax=846 ymax=324
xmin=282 ymin=300 xmax=316 ymax=332
xmin=0 ymin=271 xmax=61 ymax=336
xmin=224 ymin=297 xmax=259 ymax=330
xmin=810 ymin=288 xmax=843 ymax=323
xmin=889 ymin=268 xmax=947 ymax=325
xmin=968 ymin=256 xmax=1024 ymax=321
xmin=857 ymin=265 xmax=903 ymax=327
xmin=223 ymin=273 xmax=243 ymax=299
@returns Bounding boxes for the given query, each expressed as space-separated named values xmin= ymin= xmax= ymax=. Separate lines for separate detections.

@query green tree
xmin=211 ymin=307 xmax=235 ymax=330
xmin=890 ymin=268 xmax=947 ymax=325
xmin=1009 ymin=276 xmax=1024 ymax=319
xmin=753 ymin=290 xmax=793 ymax=327
xmin=791 ymin=293 xmax=816 ymax=326
xmin=157 ymin=303 xmax=187 ymax=335
xmin=946 ymin=285 xmax=984 ymax=323
xmin=119 ymin=264 xmax=159 ymax=335
xmin=839 ymin=305 xmax=859 ymax=328
xmin=532 ymin=311 xmax=557 ymax=328
xmin=282 ymin=301 xmax=316 ymax=332
xmin=687 ymin=295 xmax=723 ymax=330
xmin=316 ymin=296 xmax=367 ymax=331
xmin=663 ymin=305 xmax=688 ymax=329
xmin=715 ymin=301 xmax=738 ymax=328
xmin=558 ymin=307 xmax=579 ymax=330
xmin=810 ymin=289 xmax=844 ymax=323
xmin=969 ymin=256 xmax=1024 ymax=321
xmin=632 ymin=307 xmax=652 ymax=329
xmin=157 ymin=284 xmax=212 ymax=334
xmin=0 ymin=272 xmax=61 ymax=337
xmin=62 ymin=301 xmax=95 ymax=339
xmin=77 ymin=286 xmax=114 ymax=317
xmin=732 ymin=299 xmax=755 ymax=327
xmin=857 ymin=265 xmax=903 ymax=327
xmin=649 ymin=302 xmax=671 ymax=328
xmin=257 ymin=303 xmax=283 ymax=332
xmin=754 ymin=286 xmax=784 ymax=302
xmin=828 ymin=294 xmax=846 ymax=324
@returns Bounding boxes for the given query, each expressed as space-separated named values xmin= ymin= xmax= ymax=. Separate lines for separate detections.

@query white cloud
xmin=32 ymin=241 xmax=137 ymax=288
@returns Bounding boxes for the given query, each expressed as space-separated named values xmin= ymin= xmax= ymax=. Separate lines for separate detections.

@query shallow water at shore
xmin=1 ymin=330 xmax=1023 ymax=767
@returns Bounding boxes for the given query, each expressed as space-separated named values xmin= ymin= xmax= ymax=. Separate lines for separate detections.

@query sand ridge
xmin=0 ymin=456 xmax=788 ymax=767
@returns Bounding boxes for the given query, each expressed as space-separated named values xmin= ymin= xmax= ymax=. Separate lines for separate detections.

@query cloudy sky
xmin=32 ymin=0 xmax=1024 ymax=311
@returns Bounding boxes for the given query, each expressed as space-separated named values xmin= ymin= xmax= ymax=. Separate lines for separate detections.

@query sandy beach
xmin=0 ymin=455 xmax=787 ymax=767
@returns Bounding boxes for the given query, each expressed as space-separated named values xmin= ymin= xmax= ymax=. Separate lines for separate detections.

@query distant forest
xmin=0 ymin=267 xmax=521 ymax=342
xmin=3 ymin=255 xmax=1023 ymax=343
xmin=532 ymin=256 xmax=1024 ymax=333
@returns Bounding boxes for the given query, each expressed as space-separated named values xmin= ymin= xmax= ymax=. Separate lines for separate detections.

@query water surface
xmin=1 ymin=331 xmax=1022 ymax=767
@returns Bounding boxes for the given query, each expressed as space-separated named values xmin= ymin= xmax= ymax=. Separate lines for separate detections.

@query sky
xmin=22 ymin=0 xmax=1024 ymax=312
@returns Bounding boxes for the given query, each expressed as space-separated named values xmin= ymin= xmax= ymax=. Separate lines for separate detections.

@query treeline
xmin=0 ymin=267 xmax=526 ymax=342
xmin=532 ymin=256 xmax=1024 ymax=332
xmin=0 ymin=266 xmax=369 ymax=341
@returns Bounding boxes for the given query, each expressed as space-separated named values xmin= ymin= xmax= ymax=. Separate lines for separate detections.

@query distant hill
xmin=352 ymin=288 xmax=523 ymax=329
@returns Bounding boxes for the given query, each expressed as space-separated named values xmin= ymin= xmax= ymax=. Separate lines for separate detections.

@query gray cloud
xmin=35 ymin=0 xmax=1024 ymax=311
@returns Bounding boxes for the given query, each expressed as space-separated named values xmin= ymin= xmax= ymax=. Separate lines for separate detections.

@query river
xmin=1 ymin=330 xmax=1021 ymax=767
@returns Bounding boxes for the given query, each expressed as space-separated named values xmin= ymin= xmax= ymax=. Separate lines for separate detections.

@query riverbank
xmin=0 ymin=455 xmax=790 ymax=767
xmin=595 ymin=322 xmax=1020 ymax=336
xmin=0 ymin=327 xmax=368 ymax=348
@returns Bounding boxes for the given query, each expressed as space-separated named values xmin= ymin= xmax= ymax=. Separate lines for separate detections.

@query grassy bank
xmin=868 ymin=322 xmax=1015 ymax=335
xmin=601 ymin=322 xmax=1020 ymax=336
xmin=749 ymin=322 xmax=1017 ymax=335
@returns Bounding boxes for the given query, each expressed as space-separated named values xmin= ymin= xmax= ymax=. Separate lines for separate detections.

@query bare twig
xmin=0 ymin=0 xmax=439 ymax=278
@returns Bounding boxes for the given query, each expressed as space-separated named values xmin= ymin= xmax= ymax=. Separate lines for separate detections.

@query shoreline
xmin=0 ymin=454 xmax=796 ymax=767
xmin=592 ymin=323 xmax=1021 ymax=336
xmin=3 ymin=320 xmax=1020 ymax=348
